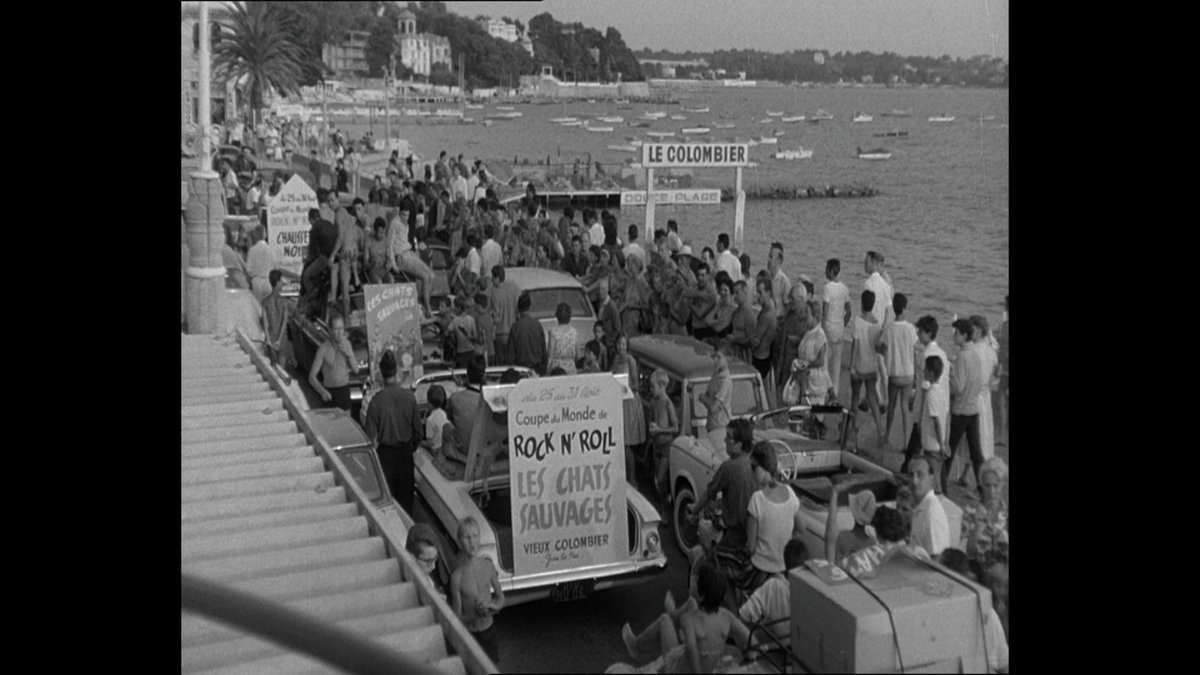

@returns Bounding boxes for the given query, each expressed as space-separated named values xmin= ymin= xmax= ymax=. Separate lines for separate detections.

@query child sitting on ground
xmin=450 ymin=517 xmax=504 ymax=665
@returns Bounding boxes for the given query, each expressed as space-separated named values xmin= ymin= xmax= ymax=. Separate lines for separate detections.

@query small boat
xmin=928 ymin=115 xmax=955 ymax=123
xmin=629 ymin=121 xmax=650 ymax=128
xmin=756 ymin=118 xmax=775 ymax=124
xmin=646 ymin=130 xmax=676 ymax=138
xmin=766 ymin=111 xmax=784 ymax=117
xmin=550 ymin=116 xmax=578 ymax=123
xmin=757 ymin=135 xmax=778 ymax=144
xmin=774 ymin=146 xmax=813 ymax=160
xmin=682 ymin=106 xmax=709 ymax=113
xmin=748 ymin=139 xmax=759 ymax=147
xmin=465 ymin=103 xmax=484 ymax=110
xmin=781 ymin=115 xmax=805 ymax=123
xmin=975 ymin=115 xmax=996 ymax=122
xmin=495 ymin=105 xmax=515 ymax=111
xmin=643 ymin=111 xmax=667 ymax=118
xmin=881 ymin=109 xmax=912 ymax=118
xmin=773 ymin=130 xmax=785 ymax=137
xmin=873 ymin=129 xmax=909 ymax=138
xmin=485 ymin=111 xmax=521 ymax=120
xmin=559 ymin=120 xmax=583 ymax=127
xmin=852 ymin=112 xmax=874 ymax=122
xmin=608 ymin=144 xmax=638 ymax=152
xmin=714 ymin=123 xmax=736 ymax=129
xmin=681 ymin=127 xmax=711 ymax=134
xmin=597 ymin=116 xmax=625 ymax=123
xmin=585 ymin=125 xmax=614 ymax=132
xmin=670 ymin=114 xmax=687 ymax=121
xmin=811 ymin=109 xmax=834 ymax=121
xmin=614 ymin=98 xmax=631 ymax=105
xmin=857 ymin=146 xmax=892 ymax=160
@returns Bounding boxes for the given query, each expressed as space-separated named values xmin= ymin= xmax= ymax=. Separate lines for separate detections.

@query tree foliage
xmin=214 ymin=2 xmax=309 ymax=117
xmin=410 ymin=5 xmax=535 ymax=88
xmin=526 ymin=13 xmax=643 ymax=82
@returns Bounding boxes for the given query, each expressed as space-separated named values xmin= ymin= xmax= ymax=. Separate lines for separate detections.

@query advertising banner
xmin=508 ymin=374 xmax=628 ymax=576
xmin=265 ymin=174 xmax=317 ymax=276
xmin=362 ymin=283 xmax=424 ymax=389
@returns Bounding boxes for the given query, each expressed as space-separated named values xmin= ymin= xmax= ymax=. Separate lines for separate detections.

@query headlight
xmin=645 ymin=531 xmax=660 ymax=556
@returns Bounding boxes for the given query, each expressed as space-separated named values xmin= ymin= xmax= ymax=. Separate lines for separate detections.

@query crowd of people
xmin=218 ymin=132 xmax=1010 ymax=672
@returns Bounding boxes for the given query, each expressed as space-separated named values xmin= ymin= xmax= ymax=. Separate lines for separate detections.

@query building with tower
xmin=396 ymin=7 xmax=451 ymax=77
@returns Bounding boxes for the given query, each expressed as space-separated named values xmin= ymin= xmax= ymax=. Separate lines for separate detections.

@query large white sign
xmin=266 ymin=174 xmax=318 ymax=275
xmin=508 ymin=374 xmax=628 ymax=577
xmin=621 ymin=189 xmax=722 ymax=207
xmin=642 ymin=143 xmax=750 ymax=168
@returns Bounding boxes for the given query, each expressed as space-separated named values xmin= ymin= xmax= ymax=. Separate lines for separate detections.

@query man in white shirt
xmin=666 ymin=219 xmax=683 ymax=253
xmin=908 ymin=456 xmax=949 ymax=556
xmin=465 ymin=233 xmax=482 ymax=278
xmin=449 ymin=165 xmax=469 ymax=204
xmin=245 ymin=224 xmax=276 ymax=301
xmin=587 ymin=212 xmax=605 ymax=248
xmin=465 ymin=166 xmax=480 ymax=204
xmin=821 ymin=258 xmax=851 ymax=397
xmin=768 ymin=242 xmax=791 ymax=316
xmin=479 ymin=223 xmax=503 ymax=281
xmin=863 ymin=250 xmax=893 ymax=324
xmin=622 ymin=225 xmax=647 ymax=269
xmin=882 ymin=293 xmax=919 ymax=449
xmin=714 ymin=233 xmax=743 ymax=282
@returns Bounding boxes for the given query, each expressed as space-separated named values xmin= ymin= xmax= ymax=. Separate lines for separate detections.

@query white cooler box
xmin=790 ymin=554 xmax=994 ymax=673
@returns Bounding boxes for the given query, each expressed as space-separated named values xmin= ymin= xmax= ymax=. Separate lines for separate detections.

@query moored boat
xmin=781 ymin=115 xmax=806 ymax=123
xmin=766 ymin=111 xmax=784 ymax=117
xmin=585 ymin=125 xmax=614 ymax=132
xmin=682 ymin=106 xmax=709 ymax=113
xmin=670 ymin=114 xmax=687 ymax=121
xmin=928 ymin=114 xmax=955 ymax=123
xmin=597 ymin=116 xmax=625 ymax=123
xmin=774 ymin=146 xmax=813 ymax=160
xmin=857 ymin=146 xmax=892 ymax=160
xmin=681 ymin=127 xmax=710 ymax=134
xmin=550 ymin=116 xmax=578 ymax=123
xmin=646 ymin=130 xmax=676 ymax=138
xmin=757 ymin=135 xmax=778 ymax=144
xmin=873 ymin=129 xmax=909 ymax=137
xmin=812 ymin=109 xmax=834 ymax=120
xmin=495 ymin=105 xmax=515 ymax=111
xmin=852 ymin=112 xmax=874 ymax=122
xmin=881 ymin=108 xmax=912 ymax=118
xmin=714 ymin=122 xmax=736 ymax=129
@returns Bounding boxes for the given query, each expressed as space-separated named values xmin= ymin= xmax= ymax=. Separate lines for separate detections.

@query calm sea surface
xmin=346 ymin=85 xmax=1009 ymax=328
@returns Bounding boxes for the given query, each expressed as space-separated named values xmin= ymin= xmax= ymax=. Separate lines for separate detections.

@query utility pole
xmin=384 ymin=60 xmax=392 ymax=153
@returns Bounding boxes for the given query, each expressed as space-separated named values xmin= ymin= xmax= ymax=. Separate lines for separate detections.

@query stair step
xmin=229 ymin=559 xmax=402 ymax=604
xmin=181 ymin=446 xmax=315 ymax=472
xmin=179 ymin=607 xmax=436 ymax=673
xmin=181 ymin=389 xmax=284 ymax=406
xmin=180 ymin=421 xmax=298 ymax=444
xmin=182 ymin=381 xmax=272 ymax=398
xmin=181 ymin=487 xmax=347 ymax=524
xmin=181 ymin=583 xmax=419 ymax=647
xmin=180 ymin=456 xmax=325 ymax=487
xmin=183 ymin=536 xmax=386 ymax=583
xmin=181 ymin=398 xmax=285 ymax=418
xmin=181 ymin=502 xmax=356 ymax=539
xmin=181 ymin=516 xmax=368 ymax=564
xmin=181 ymin=358 xmax=253 ymax=372
xmin=181 ymin=434 xmax=309 ymax=458
xmin=179 ymin=471 xmax=336 ymax=504
xmin=185 ymin=625 xmax=446 ymax=675
xmin=181 ymin=369 xmax=264 ymax=384
xmin=181 ymin=409 xmax=292 ymax=430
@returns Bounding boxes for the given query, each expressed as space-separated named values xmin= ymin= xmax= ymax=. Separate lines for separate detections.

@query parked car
xmin=412 ymin=374 xmax=667 ymax=606
xmin=502 ymin=267 xmax=597 ymax=343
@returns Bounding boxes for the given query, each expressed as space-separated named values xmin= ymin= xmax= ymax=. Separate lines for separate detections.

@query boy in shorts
xmin=451 ymin=517 xmax=504 ymax=665
xmin=849 ymin=290 xmax=885 ymax=447
xmin=882 ymin=293 xmax=919 ymax=450
xmin=919 ymin=355 xmax=949 ymax=493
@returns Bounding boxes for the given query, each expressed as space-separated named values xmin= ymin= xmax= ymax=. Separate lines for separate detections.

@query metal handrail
xmin=181 ymin=572 xmax=441 ymax=675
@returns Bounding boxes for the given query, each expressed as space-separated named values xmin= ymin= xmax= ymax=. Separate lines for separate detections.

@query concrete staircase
xmin=181 ymin=334 xmax=468 ymax=675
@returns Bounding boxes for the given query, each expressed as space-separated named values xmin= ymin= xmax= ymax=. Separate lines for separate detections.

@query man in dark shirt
xmin=507 ymin=292 xmax=547 ymax=375
xmin=300 ymin=208 xmax=338 ymax=314
xmin=561 ymin=235 xmax=589 ymax=278
xmin=687 ymin=417 xmax=758 ymax=554
xmin=557 ymin=206 xmax=575 ymax=253
xmin=364 ymin=351 xmax=422 ymax=512
xmin=447 ymin=354 xmax=486 ymax=465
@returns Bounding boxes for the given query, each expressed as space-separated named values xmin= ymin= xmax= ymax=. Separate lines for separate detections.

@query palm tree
xmin=213 ymin=1 xmax=308 ymax=125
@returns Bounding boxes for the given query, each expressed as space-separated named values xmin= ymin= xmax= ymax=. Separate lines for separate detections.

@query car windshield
xmin=692 ymin=375 xmax=761 ymax=419
xmin=526 ymin=288 xmax=594 ymax=321
xmin=339 ymin=448 xmax=384 ymax=502
xmin=754 ymin=407 xmax=794 ymax=432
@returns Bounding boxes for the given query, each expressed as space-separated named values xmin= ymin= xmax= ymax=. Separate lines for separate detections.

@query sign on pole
xmin=363 ymin=283 xmax=424 ymax=390
xmin=641 ymin=143 xmax=750 ymax=168
xmin=623 ymin=189 xmax=722 ymax=207
xmin=508 ymin=374 xmax=628 ymax=577
xmin=266 ymin=174 xmax=317 ymax=276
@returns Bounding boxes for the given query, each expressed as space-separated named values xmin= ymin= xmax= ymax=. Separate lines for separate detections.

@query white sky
xmin=445 ymin=0 xmax=1008 ymax=60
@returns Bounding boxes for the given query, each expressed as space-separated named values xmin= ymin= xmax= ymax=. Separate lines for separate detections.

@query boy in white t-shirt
xmin=849 ymin=290 xmax=885 ymax=448
xmin=821 ymin=258 xmax=851 ymax=399
xmin=919 ymin=355 xmax=949 ymax=491
xmin=882 ymin=293 xmax=919 ymax=450
xmin=420 ymin=385 xmax=454 ymax=472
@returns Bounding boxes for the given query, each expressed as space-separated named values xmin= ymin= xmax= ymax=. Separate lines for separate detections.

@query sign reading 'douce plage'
xmin=641 ymin=143 xmax=750 ymax=168
xmin=621 ymin=189 xmax=722 ymax=207
xmin=508 ymin=374 xmax=628 ymax=577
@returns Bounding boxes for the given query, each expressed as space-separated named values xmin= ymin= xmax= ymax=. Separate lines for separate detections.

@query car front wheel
xmin=673 ymin=485 xmax=699 ymax=554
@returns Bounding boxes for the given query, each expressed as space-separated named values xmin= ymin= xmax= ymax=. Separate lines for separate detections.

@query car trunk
xmin=787 ymin=460 xmax=898 ymax=507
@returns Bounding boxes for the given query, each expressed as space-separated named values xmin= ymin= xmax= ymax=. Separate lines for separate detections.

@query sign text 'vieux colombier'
xmin=508 ymin=375 xmax=628 ymax=575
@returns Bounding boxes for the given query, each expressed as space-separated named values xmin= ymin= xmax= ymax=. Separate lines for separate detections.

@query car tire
xmin=673 ymin=485 xmax=699 ymax=554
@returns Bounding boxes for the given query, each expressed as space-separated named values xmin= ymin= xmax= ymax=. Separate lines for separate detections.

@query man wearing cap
xmin=364 ymin=351 xmax=422 ymax=513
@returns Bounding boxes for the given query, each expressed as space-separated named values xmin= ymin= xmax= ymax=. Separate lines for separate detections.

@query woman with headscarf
xmin=823 ymin=479 xmax=880 ymax=563
xmin=960 ymin=456 xmax=1009 ymax=568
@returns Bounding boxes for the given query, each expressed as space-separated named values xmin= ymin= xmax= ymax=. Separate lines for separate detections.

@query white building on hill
xmin=397 ymin=8 xmax=451 ymax=77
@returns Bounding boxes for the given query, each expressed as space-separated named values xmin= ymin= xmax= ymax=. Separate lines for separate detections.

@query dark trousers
xmin=377 ymin=441 xmax=416 ymax=513
xmin=494 ymin=334 xmax=510 ymax=366
xmin=944 ymin=413 xmax=983 ymax=489
xmin=752 ymin=356 xmax=772 ymax=383
xmin=328 ymin=385 xmax=351 ymax=412
xmin=471 ymin=625 xmax=500 ymax=665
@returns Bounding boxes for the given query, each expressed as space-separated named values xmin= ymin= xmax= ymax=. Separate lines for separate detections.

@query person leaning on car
xmin=364 ymin=351 xmax=422 ymax=513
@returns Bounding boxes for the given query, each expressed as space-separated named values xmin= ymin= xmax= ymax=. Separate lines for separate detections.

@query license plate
xmin=549 ymin=578 xmax=595 ymax=602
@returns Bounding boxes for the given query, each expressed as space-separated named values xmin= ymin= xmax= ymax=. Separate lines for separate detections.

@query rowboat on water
xmin=766 ymin=111 xmax=784 ymax=117
xmin=608 ymin=144 xmax=638 ymax=152
xmin=775 ymin=146 xmax=813 ymax=160
xmin=811 ymin=109 xmax=834 ymax=120
xmin=597 ymin=116 xmax=625 ymax=123
xmin=682 ymin=106 xmax=710 ymax=113
xmin=852 ymin=112 xmax=874 ymax=122
xmin=495 ymin=105 xmax=515 ymax=111
xmin=585 ymin=126 xmax=615 ymax=132
xmin=757 ymin=136 xmax=778 ymax=144
xmin=670 ymin=115 xmax=687 ymax=121
xmin=928 ymin=115 xmax=956 ymax=123
xmin=881 ymin=109 xmax=912 ymax=118
xmin=780 ymin=115 xmax=805 ymax=123
xmin=714 ymin=123 xmax=736 ymax=129
xmin=873 ymin=129 xmax=909 ymax=138
xmin=646 ymin=131 xmax=676 ymax=138
xmin=756 ymin=118 xmax=775 ymax=124
xmin=644 ymin=111 xmax=667 ymax=118
xmin=486 ymin=112 xmax=521 ymax=120
xmin=465 ymin=104 xmax=484 ymax=110
xmin=681 ymin=127 xmax=711 ymax=134
xmin=550 ymin=117 xmax=578 ymax=123
xmin=857 ymin=146 xmax=892 ymax=160
xmin=559 ymin=120 xmax=583 ymax=127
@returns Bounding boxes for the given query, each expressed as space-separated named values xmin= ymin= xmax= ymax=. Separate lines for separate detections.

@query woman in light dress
xmin=969 ymin=315 xmax=1001 ymax=461
xmin=545 ymin=302 xmax=580 ymax=374
xmin=796 ymin=303 xmax=834 ymax=405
